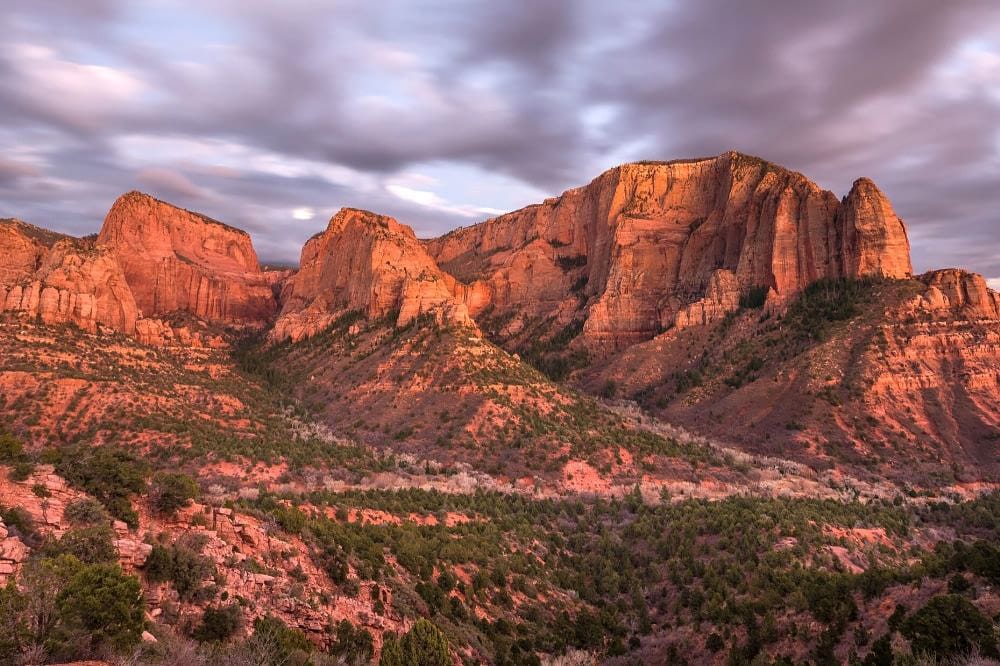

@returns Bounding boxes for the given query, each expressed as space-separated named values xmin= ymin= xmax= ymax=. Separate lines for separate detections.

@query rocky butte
xmin=97 ymin=191 xmax=282 ymax=326
xmin=0 ymin=218 xmax=138 ymax=334
xmin=426 ymin=151 xmax=912 ymax=349
xmin=272 ymin=207 xmax=474 ymax=342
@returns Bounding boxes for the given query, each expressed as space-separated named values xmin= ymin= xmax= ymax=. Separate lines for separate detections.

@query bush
xmin=54 ymin=446 xmax=148 ymax=528
xmin=380 ymin=619 xmax=450 ymax=666
xmin=150 ymin=472 xmax=199 ymax=515
xmin=142 ymin=541 xmax=215 ymax=601
xmin=740 ymin=285 xmax=768 ymax=309
xmin=328 ymin=619 xmax=374 ymax=664
xmin=47 ymin=525 xmax=117 ymax=564
xmin=0 ymin=430 xmax=35 ymax=480
xmin=706 ymin=632 xmax=724 ymax=653
xmin=0 ymin=430 xmax=25 ymax=463
xmin=251 ymin=615 xmax=312 ymax=663
xmin=194 ymin=604 xmax=242 ymax=642
xmin=0 ymin=505 xmax=35 ymax=540
xmin=900 ymin=594 xmax=998 ymax=659
xmin=56 ymin=562 xmax=145 ymax=653
xmin=63 ymin=498 xmax=110 ymax=526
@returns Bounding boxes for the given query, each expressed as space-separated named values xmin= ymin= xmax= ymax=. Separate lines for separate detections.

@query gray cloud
xmin=0 ymin=0 xmax=997 ymax=279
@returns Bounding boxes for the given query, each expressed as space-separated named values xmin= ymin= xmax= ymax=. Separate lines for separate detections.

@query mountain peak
xmin=273 ymin=206 xmax=473 ymax=342
xmin=97 ymin=192 xmax=277 ymax=324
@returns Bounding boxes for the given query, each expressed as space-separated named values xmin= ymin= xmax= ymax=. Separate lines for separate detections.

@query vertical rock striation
xmin=272 ymin=208 xmax=474 ymax=342
xmin=97 ymin=191 xmax=278 ymax=325
xmin=426 ymin=151 xmax=913 ymax=348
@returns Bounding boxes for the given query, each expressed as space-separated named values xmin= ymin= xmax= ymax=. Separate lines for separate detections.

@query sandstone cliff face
xmin=912 ymin=269 xmax=1000 ymax=320
xmin=273 ymin=208 xmax=473 ymax=342
xmin=0 ymin=219 xmax=56 ymax=284
xmin=0 ymin=220 xmax=139 ymax=334
xmin=837 ymin=178 xmax=912 ymax=280
xmin=426 ymin=152 xmax=913 ymax=348
xmin=97 ymin=192 xmax=278 ymax=325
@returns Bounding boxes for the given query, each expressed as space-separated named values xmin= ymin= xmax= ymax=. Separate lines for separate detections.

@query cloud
xmin=386 ymin=183 xmax=502 ymax=219
xmin=0 ymin=0 xmax=997 ymax=276
xmin=0 ymin=43 xmax=144 ymax=131
xmin=0 ymin=158 xmax=42 ymax=184
xmin=135 ymin=168 xmax=209 ymax=200
xmin=988 ymin=278 xmax=1000 ymax=292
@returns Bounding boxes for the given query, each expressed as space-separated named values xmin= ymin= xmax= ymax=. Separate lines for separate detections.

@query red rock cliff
xmin=97 ymin=192 xmax=278 ymax=325
xmin=273 ymin=208 xmax=474 ymax=342
xmin=912 ymin=269 xmax=1000 ymax=320
xmin=426 ymin=151 xmax=913 ymax=347
xmin=0 ymin=220 xmax=138 ymax=333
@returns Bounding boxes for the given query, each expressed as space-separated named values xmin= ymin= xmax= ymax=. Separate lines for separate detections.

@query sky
xmin=0 ymin=0 xmax=998 ymax=285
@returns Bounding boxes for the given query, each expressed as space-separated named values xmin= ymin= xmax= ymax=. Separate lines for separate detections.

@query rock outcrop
xmin=672 ymin=269 xmax=742 ymax=330
xmin=97 ymin=192 xmax=279 ymax=325
xmin=426 ymin=151 xmax=913 ymax=348
xmin=912 ymin=269 xmax=1000 ymax=320
xmin=273 ymin=208 xmax=474 ymax=342
xmin=0 ymin=220 xmax=139 ymax=334
xmin=0 ymin=219 xmax=60 ymax=284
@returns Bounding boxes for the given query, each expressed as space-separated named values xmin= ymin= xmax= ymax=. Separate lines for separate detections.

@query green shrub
xmin=63 ymin=498 xmax=110 ymax=526
xmin=900 ymin=594 xmax=998 ymax=659
xmin=380 ymin=618 xmax=450 ymax=666
xmin=328 ymin=619 xmax=374 ymax=664
xmin=142 ymin=541 xmax=215 ymax=601
xmin=9 ymin=461 xmax=34 ymax=482
xmin=0 ymin=505 xmax=34 ymax=540
xmin=251 ymin=615 xmax=312 ymax=662
xmin=194 ymin=604 xmax=242 ymax=642
xmin=56 ymin=562 xmax=145 ymax=653
xmin=53 ymin=446 xmax=148 ymax=528
xmin=150 ymin=471 xmax=199 ymax=515
xmin=0 ymin=430 xmax=25 ymax=463
xmin=740 ymin=285 xmax=769 ymax=309
xmin=47 ymin=525 xmax=117 ymax=564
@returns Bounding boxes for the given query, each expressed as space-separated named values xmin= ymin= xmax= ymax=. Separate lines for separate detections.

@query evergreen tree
xmin=379 ymin=618 xmax=451 ymax=666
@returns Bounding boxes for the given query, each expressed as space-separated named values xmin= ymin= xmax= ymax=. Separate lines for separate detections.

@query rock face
xmin=0 ymin=220 xmax=139 ymax=334
xmin=426 ymin=151 xmax=913 ymax=348
xmin=672 ymin=269 xmax=741 ymax=330
xmin=913 ymin=269 xmax=1000 ymax=319
xmin=837 ymin=178 xmax=912 ymax=280
xmin=0 ymin=219 xmax=57 ymax=284
xmin=97 ymin=192 xmax=278 ymax=325
xmin=273 ymin=208 xmax=474 ymax=342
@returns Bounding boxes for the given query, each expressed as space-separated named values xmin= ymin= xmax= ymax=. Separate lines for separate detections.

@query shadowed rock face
xmin=97 ymin=191 xmax=279 ymax=325
xmin=272 ymin=208 xmax=474 ymax=342
xmin=426 ymin=151 xmax=912 ymax=348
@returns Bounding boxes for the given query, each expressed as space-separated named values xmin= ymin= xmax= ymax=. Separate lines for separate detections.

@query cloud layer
xmin=0 ymin=0 xmax=997 ymax=279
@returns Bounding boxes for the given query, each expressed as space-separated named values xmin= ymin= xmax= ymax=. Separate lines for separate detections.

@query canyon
xmin=0 ymin=151 xmax=998 ymax=665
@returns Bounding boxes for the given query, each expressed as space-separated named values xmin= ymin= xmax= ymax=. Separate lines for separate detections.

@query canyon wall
xmin=97 ymin=191 xmax=279 ymax=326
xmin=426 ymin=151 xmax=912 ymax=347
xmin=0 ymin=220 xmax=138 ymax=334
xmin=272 ymin=208 xmax=474 ymax=342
